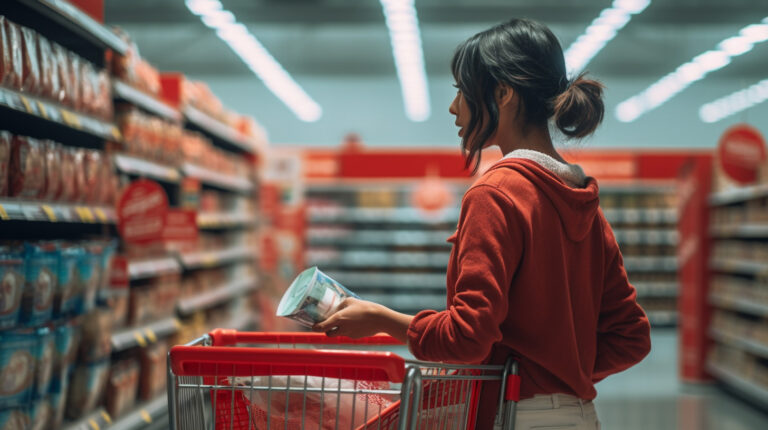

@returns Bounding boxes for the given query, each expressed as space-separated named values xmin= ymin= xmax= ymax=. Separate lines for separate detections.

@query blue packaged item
xmin=0 ymin=408 xmax=29 ymax=429
xmin=51 ymin=322 xmax=79 ymax=391
xmin=0 ymin=245 xmax=25 ymax=330
xmin=0 ymin=330 xmax=37 ymax=408
xmin=75 ymin=245 xmax=100 ymax=314
xmin=21 ymin=243 xmax=58 ymax=326
xmin=29 ymin=396 xmax=53 ymax=430
xmin=55 ymin=245 xmax=83 ymax=317
xmin=66 ymin=360 xmax=110 ymax=420
xmin=35 ymin=327 xmax=55 ymax=398
xmin=51 ymin=389 xmax=68 ymax=429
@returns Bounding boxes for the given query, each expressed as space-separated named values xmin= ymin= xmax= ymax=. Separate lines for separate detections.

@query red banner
xmin=117 ymin=180 xmax=168 ymax=245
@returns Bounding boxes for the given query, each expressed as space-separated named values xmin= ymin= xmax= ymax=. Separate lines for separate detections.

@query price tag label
xmin=100 ymin=411 xmax=112 ymax=424
xmin=133 ymin=331 xmax=147 ymax=347
xmin=47 ymin=107 xmax=62 ymax=122
xmin=61 ymin=110 xmax=82 ymax=128
xmin=78 ymin=207 xmax=95 ymax=223
xmin=36 ymin=101 xmax=48 ymax=119
xmin=144 ymin=328 xmax=157 ymax=343
xmin=110 ymin=127 xmax=122 ymax=140
xmin=140 ymin=410 xmax=152 ymax=424
xmin=94 ymin=208 xmax=108 ymax=223
xmin=0 ymin=204 xmax=8 ymax=221
xmin=88 ymin=419 xmax=100 ymax=430
xmin=41 ymin=205 xmax=57 ymax=222
xmin=19 ymin=96 xmax=38 ymax=115
xmin=202 ymin=255 xmax=218 ymax=267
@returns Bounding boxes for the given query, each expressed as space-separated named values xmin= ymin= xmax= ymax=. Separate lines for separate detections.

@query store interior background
xmin=106 ymin=0 xmax=767 ymax=429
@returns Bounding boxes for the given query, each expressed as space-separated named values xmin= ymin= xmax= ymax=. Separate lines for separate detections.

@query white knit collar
xmin=501 ymin=149 xmax=587 ymax=188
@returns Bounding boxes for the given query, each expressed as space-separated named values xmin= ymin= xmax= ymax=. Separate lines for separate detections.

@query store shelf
xmin=114 ymin=154 xmax=181 ymax=183
xmin=361 ymin=293 xmax=446 ymax=312
xmin=710 ymin=328 xmax=768 ymax=359
xmin=646 ymin=310 xmax=678 ymax=327
xmin=634 ymin=282 xmax=679 ymax=298
xmin=710 ymin=258 xmax=768 ymax=276
xmin=0 ymin=86 xmax=120 ymax=142
xmin=709 ymin=184 xmax=768 ymax=207
xmin=709 ymin=293 xmax=768 ymax=317
xmin=177 ymin=277 xmax=258 ymax=315
xmin=182 ymin=162 xmax=253 ymax=194
xmin=603 ymin=208 xmax=678 ymax=225
xmin=112 ymin=80 xmax=181 ymax=122
xmin=111 ymin=317 xmax=179 ymax=353
xmin=599 ymin=183 xmax=677 ymax=194
xmin=0 ymin=199 xmax=116 ymax=224
xmin=183 ymin=106 xmax=258 ymax=155
xmin=109 ymin=395 xmax=168 ymax=430
xmin=62 ymin=408 xmax=112 ymax=430
xmin=128 ymin=256 xmax=181 ymax=281
xmin=614 ymin=229 xmax=678 ymax=245
xmin=707 ymin=361 xmax=768 ymax=409
xmin=306 ymin=250 xmax=450 ymax=268
xmin=322 ymin=271 xmax=447 ymax=290
xmin=306 ymin=229 xmax=454 ymax=247
xmin=710 ymin=223 xmax=768 ymax=239
xmin=13 ymin=0 xmax=127 ymax=54
xmin=179 ymin=246 xmax=255 ymax=270
xmin=307 ymin=207 xmax=460 ymax=224
xmin=623 ymin=256 xmax=678 ymax=272
xmin=197 ymin=212 xmax=257 ymax=229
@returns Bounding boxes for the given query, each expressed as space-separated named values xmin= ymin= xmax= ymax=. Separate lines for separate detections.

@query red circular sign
xmin=717 ymin=124 xmax=767 ymax=185
xmin=116 ymin=180 xmax=169 ymax=244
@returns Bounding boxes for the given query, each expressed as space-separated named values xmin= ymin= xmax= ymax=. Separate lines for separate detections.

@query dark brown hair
xmin=452 ymin=19 xmax=605 ymax=173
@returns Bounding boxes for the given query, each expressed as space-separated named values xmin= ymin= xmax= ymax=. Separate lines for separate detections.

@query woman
xmin=313 ymin=18 xmax=651 ymax=429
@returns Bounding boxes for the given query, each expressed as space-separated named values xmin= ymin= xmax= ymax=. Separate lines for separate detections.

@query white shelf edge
xmin=707 ymin=361 xmax=768 ymax=408
xmin=710 ymin=258 xmax=768 ymax=276
xmin=709 ymin=184 xmax=768 ymax=207
xmin=176 ymin=277 xmax=258 ymax=315
xmin=709 ymin=328 xmax=768 ymax=359
xmin=110 ymin=317 xmax=179 ymax=352
xmin=128 ymin=256 xmax=181 ymax=281
xmin=114 ymin=154 xmax=181 ymax=183
xmin=112 ymin=80 xmax=181 ymax=122
xmin=709 ymin=293 xmax=768 ymax=317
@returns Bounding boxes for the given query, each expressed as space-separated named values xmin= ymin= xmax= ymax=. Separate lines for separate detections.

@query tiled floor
xmin=594 ymin=329 xmax=768 ymax=429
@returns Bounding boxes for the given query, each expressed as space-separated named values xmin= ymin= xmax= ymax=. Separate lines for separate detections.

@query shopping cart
xmin=167 ymin=329 xmax=520 ymax=430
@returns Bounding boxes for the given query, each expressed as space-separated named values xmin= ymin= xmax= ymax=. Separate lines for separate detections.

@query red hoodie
xmin=407 ymin=158 xmax=651 ymax=426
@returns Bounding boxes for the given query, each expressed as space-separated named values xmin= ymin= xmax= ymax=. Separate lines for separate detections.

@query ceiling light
xmin=379 ymin=0 xmax=430 ymax=122
xmin=185 ymin=0 xmax=322 ymax=122
xmin=616 ymin=17 xmax=768 ymax=123
xmin=699 ymin=78 xmax=768 ymax=123
xmin=564 ymin=0 xmax=651 ymax=75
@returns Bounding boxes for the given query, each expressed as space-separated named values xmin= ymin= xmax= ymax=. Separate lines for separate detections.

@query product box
xmin=0 ymin=245 xmax=25 ymax=330
xmin=65 ymin=360 xmax=109 ymax=419
xmin=0 ymin=330 xmax=37 ymax=408
xmin=20 ymin=242 xmax=58 ymax=326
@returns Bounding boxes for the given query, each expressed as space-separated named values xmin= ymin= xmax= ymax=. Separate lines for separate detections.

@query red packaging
xmin=53 ymin=43 xmax=71 ymax=106
xmin=82 ymin=150 xmax=102 ymax=203
xmin=9 ymin=135 xmax=45 ymax=198
xmin=95 ymin=70 xmax=112 ymax=120
xmin=0 ymin=131 xmax=10 ymax=196
xmin=57 ymin=147 xmax=76 ymax=202
xmin=68 ymin=53 xmax=81 ymax=111
xmin=37 ymin=34 xmax=58 ymax=100
xmin=4 ymin=18 xmax=23 ymax=90
xmin=80 ymin=60 xmax=96 ymax=115
xmin=20 ymin=26 xmax=40 ymax=94
xmin=0 ymin=17 xmax=11 ymax=88
xmin=71 ymin=148 xmax=86 ymax=202
xmin=42 ymin=141 xmax=61 ymax=200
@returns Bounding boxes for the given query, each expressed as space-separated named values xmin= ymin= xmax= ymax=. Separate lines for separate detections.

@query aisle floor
xmin=594 ymin=329 xmax=768 ymax=430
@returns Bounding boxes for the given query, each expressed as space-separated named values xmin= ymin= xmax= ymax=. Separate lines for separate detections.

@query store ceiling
xmin=105 ymin=0 xmax=768 ymax=79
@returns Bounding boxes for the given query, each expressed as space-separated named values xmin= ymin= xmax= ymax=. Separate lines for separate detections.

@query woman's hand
xmin=312 ymin=298 xmax=414 ymax=343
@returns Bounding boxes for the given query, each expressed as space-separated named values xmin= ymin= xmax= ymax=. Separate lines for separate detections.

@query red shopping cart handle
xmin=209 ymin=329 xmax=403 ymax=347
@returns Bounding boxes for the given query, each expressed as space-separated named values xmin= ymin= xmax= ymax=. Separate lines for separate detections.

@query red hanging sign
xmin=717 ymin=124 xmax=767 ymax=185
xmin=116 ymin=180 xmax=169 ymax=245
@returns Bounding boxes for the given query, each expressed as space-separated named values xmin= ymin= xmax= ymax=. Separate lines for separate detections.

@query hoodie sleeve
xmin=593 ymin=217 xmax=652 ymax=382
xmin=407 ymin=185 xmax=522 ymax=363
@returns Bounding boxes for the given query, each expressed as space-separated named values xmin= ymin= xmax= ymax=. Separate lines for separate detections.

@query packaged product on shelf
xmin=3 ymin=18 xmax=22 ymax=90
xmin=52 ymin=321 xmax=79 ymax=386
xmin=80 ymin=60 xmax=96 ymax=115
xmin=95 ymin=69 xmax=112 ymax=120
xmin=41 ymin=140 xmax=61 ymax=200
xmin=83 ymin=150 xmax=102 ymax=203
xmin=0 ymin=409 xmax=28 ymax=430
xmin=57 ymin=146 xmax=76 ymax=202
xmin=29 ymin=396 xmax=52 ymax=430
xmin=9 ymin=135 xmax=45 ymax=199
xmin=0 ymin=131 xmax=10 ymax=196
xmin=65 ymin=359 xmax=109 ymax=419
xmin=75 ymin=245 xmax=102 ymax=315
xmin=36 ymin=34 xmax=58 ymax=101
xmin=67 ymin=52 xmax=81 ymax=111
xmin=49 ymin=389 xmax=67 ymax=430
xmin=0 ymin=244 xmax=24 ymax=330
xmin=20 ymin=242 xmax=57 ymax=327
xmin=19 ymin=26 xmax=40 ymax=95
xmin=52 ymin=43 xmax=71 ymax=107
xmin=0 ymin=17 xmax=10 ymax=88
xmin=70 ymin=147 xmax=86 ymax=204
xmin=105 ymin=359 xmax=139 ymax=418
xmin=34 ymin=327 xmax=54 ymax=398
xmin=55 ymin=244 xmax=81 ymax=317
xmin=78 ymin=309 xmax=112 ymax=362
xmin=128 ymin=284 xmax=152 ymax=326
xmin=0 ymin=330 xmax=36 ymax=408
xmin=139 ymin=340 xmax=167 ymax=400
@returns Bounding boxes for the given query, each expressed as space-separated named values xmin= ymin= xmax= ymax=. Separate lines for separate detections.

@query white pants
xmin=512 ymin=394 xmax=600 ymax=430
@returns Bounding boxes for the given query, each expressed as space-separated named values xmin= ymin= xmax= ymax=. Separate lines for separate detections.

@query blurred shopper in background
xmin=315 ymin=18 xmax=651 ymax=429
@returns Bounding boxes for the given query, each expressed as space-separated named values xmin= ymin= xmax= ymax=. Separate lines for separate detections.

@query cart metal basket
xmin=167 ymin=329 xmax=519 ymax=430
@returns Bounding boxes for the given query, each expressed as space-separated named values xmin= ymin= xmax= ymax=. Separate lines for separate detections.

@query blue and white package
xmin=55 ymin=245 xmax=83 ymax=317
xmin=52 ymin=322 xmax=79 ymax=387
xmin=0 ymin=245 xmax=25 ymax=330
xmin=35 ymin=327 xmax=55 ymax=398
xmin=0 ymin=408 xmax=29 ymax=430
xmin=0 ymin=330 xmax=37 ymax=408
xmin=21 ymin=243 xmax=58 ymax=326
xmin=75 ymin=246 xmax=100 ymax=314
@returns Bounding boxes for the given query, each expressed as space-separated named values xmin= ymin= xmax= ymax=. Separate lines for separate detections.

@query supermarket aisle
xmin=595 ymin=329 xmax=768 ymax=430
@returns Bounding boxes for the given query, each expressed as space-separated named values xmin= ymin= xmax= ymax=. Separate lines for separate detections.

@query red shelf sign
xmin=717 ymin=124 xmax=767 ymax=185
xmin=117 ymin=180 xmax=169 ymax=245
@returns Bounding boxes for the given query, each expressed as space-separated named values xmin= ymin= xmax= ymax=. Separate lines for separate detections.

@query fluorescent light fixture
xmin=185 ymin=0 xmax=322 ymax=122
xmin=564 ymin=0 xmax=651 ymax=75
xmin=380 ymin=0 xmax=430 ymax=122
xmin=699 ymin=78 xmax=768 ymax=123
xmin=616 ymin=18 xmax=768 ymax=122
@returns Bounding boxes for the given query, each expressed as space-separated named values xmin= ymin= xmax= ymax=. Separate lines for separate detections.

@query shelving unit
xmin=128 ymin=256 xmax=182 ymax=281
xmin=197 ymin=211 xmax=257 ymax=229
xmin=0 ymin=199 xmax=115 ymax=223
xmin=183 ymin=106 xmax=259 ymax=155
xmin=112 ymin=80 xmax=181 ymax=122
xmin=114 ymin=154 xmax=182 ymax=184
xmin=111 ymin=317 xmax=180 ymax=352
xmin=62 ymin=409 xmax=113 ymax=430
xmin=182 ymin=162 xmax=254 ymax=193
xmin=178 ymin=246 xmax=255 ymax=270
xmin=107 ymin=396 xmax=168 ymax=430
xmin=706 ymin=361 xmax=768 ymax=409
xmin=176 ymin=277 xmax=258 ymax=315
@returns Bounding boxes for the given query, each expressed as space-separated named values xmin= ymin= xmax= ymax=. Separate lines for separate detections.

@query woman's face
xmin=449 ymin=88 xmax=468 ymax=138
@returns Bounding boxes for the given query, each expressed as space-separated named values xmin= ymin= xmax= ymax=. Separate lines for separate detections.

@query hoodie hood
xmin=486 ymin=157 xmax=600 ymax=242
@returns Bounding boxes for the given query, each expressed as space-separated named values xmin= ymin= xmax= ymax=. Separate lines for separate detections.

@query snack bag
xmin=9 ymin=136 xmax=45 ymax=199
xmin=65 ymin=360 xmax=109 ymax=419
xmin=0 ymin=330 xmax=36 ymax=408
xmin=3 ymin=18 xmax=23 ymax=90
xmin=57 ymin=147 xmax=76 ymax=202
xmin=82 ymin=150 xmax=102 ymax=203
xmin=68 ymin=52 xmax=81 ymax=111
xmin=55 ymin=244 xmax=82 ymax=317
xmin=41 ymin=140 xmax=61 ymax=200
xmin=20 ymin=242 xmax=57 ymax=327
xmin=0 ymin=129 xmax=10 ymax=197
xmin=80 ymin=60 xmax=96 ymax=115
xmin=0 ymin=245 xmax=24 ymax=330
xmin=0 ymin=17 xmax=12 ymax=87
xmin=78 ymin=309 xmax=111 ymax=363
xmin=36 ymin=34 xmax=57 ymax=100
xmin=34 ymin=327 xmax=55 ymax=398
xmin=52 ymin=43 xmax=71 ymax=107
xmin=71 ymin=148 xmax=87 ymax=203
xmin=19 ymin=26 xmax=40 ymax=94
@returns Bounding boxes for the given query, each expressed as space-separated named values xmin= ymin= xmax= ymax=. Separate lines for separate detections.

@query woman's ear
xmin=495 ymin=84 xmax=515 ymax=108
